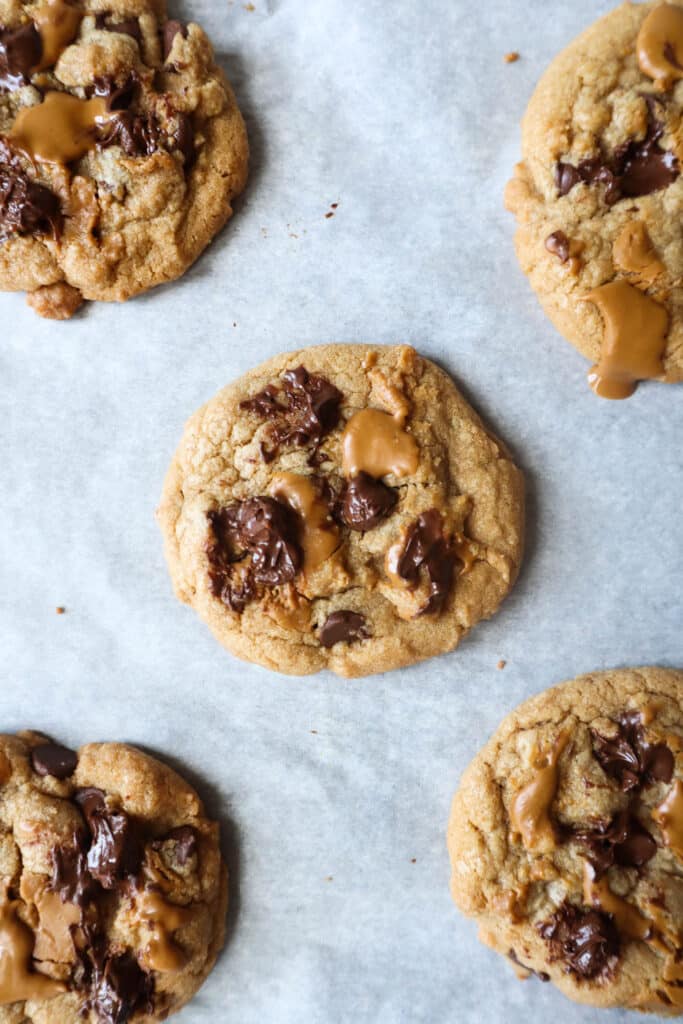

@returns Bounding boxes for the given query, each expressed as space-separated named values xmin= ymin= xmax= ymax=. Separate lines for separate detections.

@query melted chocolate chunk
xmin=95 ymin=14 xmax=141 ymax=43
xmin=31 ymin=741 xmax=78 ymax=779
xmin=86 ymin=950 xmax=154 ymax=1024
xmin=538 ymin=902 xmax=619 ymax=980
xmin=0 ymin=145 xmax=61 ymax=241
xmin=318 ymin=610 xmax=369 ymax=648
xmin=75 ymin=788 xmax=142 ymax=889
xmin=207 ymin=497 xmax=302 ymax=611
xmin=92 ymin=74 xmax=137 ymax=112
xmin=50 ymin=831 xmax=98 ymax=907
xmin=0 ymin=22 xmax=41 ymax=91
xmin=574 ymin=811 xmax=657 ymax=876
xmin=174 ymin=112 xmax=195 ymax=165
xmin=591 ymin=711 xmax=674 ymax=792
xmin=153 ymin=825 xmax=197 ymax=866
xmin=395 ymin=509 xmax=457 ymax=615
xmin=338 ymin=472 xmax=398 ymax=531
xmin=241 ymin=366 xmax=343 ymax=459
xmin=98 ymin=110 xmax=159 ymax=158
xmin=555 ymin=102 xmax=679 ymax=203
xmin=545 ymin=230 xmax=570 ymax=263
xmin=163 ymin=19 xmax=188 ymax=62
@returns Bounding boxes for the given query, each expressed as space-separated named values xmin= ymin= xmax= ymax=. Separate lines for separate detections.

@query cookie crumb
xmin=411 ymin=858 xmax=417 ymax=864
xmin=244 ymin=2 xmax=255 ymax=9
xmin=325 ymin=211 xmax=334 ymax=219
xmin=27 ymin=282 xmax=84 ymax=321
xmin=55 ymin=606 xmax=66 ymax=615
xmin=497 ymin=659 xmax=507 ymax=670
xmin=504 ymin=52 xmax=520 ymax=63
xmin=325 ymin=875 xmax=333 ymax=882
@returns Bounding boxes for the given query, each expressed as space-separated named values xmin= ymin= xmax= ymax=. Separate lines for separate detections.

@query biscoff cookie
xmin=506 ymin=2 xmax=683 ymax=399
xmin=158 ymin=344 xmax=525 ymax=678
xmin=0 ymin=730 xmax=227 ymax=1022
xmin=448 ymin=667 xmax=683 ymax=1014
xmin=0 ymin=0 xmax=248 ymax=318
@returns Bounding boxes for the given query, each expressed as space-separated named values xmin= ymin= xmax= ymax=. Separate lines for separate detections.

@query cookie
xmin=0 ymin=730 xmax=227 ymax=1022
xmin=506 ymin=1 xmax=683 ymax=399
xmin=158 ymin=344 xmax=525 ymax=678
xmin=0 ymin=1 xmax=248 ymax=319
xmin=448 ymin=666 xmax=683 ymax=1013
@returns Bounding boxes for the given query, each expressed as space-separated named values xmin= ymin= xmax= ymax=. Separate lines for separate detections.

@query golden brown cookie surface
xmin=158 ymin=344 xmax=525 ymax=678
xmin=448 ymin=667 xmax=683 ymax=1013
xmin=0 ymin=0 xmax=248 ymax=317
xmin=506 ymin=2 xmax=683 ymax=399
xmin=0 ymin=730 xmax=227 ymax=1022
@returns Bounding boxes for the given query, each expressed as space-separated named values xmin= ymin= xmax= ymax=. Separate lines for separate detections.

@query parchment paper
xmin=2 ymin=1 xmax=682 ymax=1021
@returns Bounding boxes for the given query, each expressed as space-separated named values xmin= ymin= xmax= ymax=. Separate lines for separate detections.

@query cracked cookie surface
xmin=0 ymin=0 xmax=248 ymax=318
xmin=506 ymin=1 xmax=683 ymax=398
xmin=0 ymin=730 xmax=227 ymax=1023
xmin=448 ymin=666 xmax=683 ymax=1013
xmin=157 ymin=344 xmax=525 ymax=678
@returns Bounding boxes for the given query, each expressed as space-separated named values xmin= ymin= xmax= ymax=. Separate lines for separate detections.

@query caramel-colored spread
xmin=367 ymin=367 xmax=411 ymax=426
xmin=582 ymin=863 xmax=651 ymax=940
xmin=0 ymin=895 xmax=65 ymax=1004
xmin=342 ymin=409 xmax=419 ymax=479
xmin=264 ymin=584 xmax=312 ymax=632
xmin=509 ymin=733 xmax=569 ymax=852
xmin=653 ymin=779 xmax=683 ymax=859
xmin=270 ymin=473 xmax=339 ymax=573
xmin=584 ymin=280 xmax=668 ymax=399
xmin=613 ymin=222 xmax=665 ymax=289
xmin=453 ymin=533 xmax=478 ymax=576
xmin=637 ymin=3 xmax=683 ymax=88
xmin=19 ymin=874 xmax=80 ymax=964
xmin=11 ymin=92 xmax=110 ymax=165
xmin=34 ymin=0 xmax=83 ymax=70
xmin=136 ymin=889 xmax=194 ymax=973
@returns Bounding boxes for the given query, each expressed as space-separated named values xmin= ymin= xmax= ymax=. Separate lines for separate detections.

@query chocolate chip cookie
xmin=448 ymin=667 xmax=683 ymax=1013
xmin=0 ymin=730 xmax=227 ymax=1021
xmin=0 ymin=1 xmax=248 ymax=318
xmin=158 ymin=344 xmax=525 ymax=678
xmin=506 ymin=2 xmax=683 ymax=399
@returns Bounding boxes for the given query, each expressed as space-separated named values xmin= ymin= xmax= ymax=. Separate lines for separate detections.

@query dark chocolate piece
xmin=338 ymin=472 xmax=398 ymax=532
xmin=538 ymin=902 xmax=619 ymax=980
xmin=318 ymin=610 xmax=368 ymax=648
xmin=31 ymin=741 xmax=78 ymax=779
xmin=395 ymin=509 xmax=456 ymax=615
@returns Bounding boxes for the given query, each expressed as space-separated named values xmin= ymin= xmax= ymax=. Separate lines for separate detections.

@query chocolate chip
xmin=318 ymin=611 xmax=369 ymax=648
xmin=207 ymin=497 xmax=302 ymax=611
xmin=574 ymin=811 xmax=656 ymax=876
xmin=555 ymin=161 xmax=582 ymax=197
xmin=538 ymin=902 xmax=619 ymax=980
xmin=545 ymin=230 xmax=570 ymax=263
xmin=98 ymin=110 xmax=159 ymax=157
xmin=555 ymin=101 xmax=679 ymax=204
xmin=240 ymin=366 xmax=343 ymax=459
xmin=153 ymin=825 xmax=197 ymax=866
xmin=0 ymin=22 xmax=41 ymax=91
xmin=162 ymin=19 xmax=187 ymax=62
xmin=0 ymin=144 xmax=62 ymax=241
xmin=173 ymin=112 xmax=195 ymax=166
xmin=87 ymin=951 xmax=154 ymax=1024
xmin=31 ymin=742 xmax=78 ymax=779
xmin=50 ymin=832 xmax=98 ymax=907
xmin=338 ymin=472 xmax=398 ymax=532
xmin=96 ymin=14 xmax=141 ymax=43
xmin=75 ymin=788 xmax=142 ymax=889
xmin=395 ymin=509 xmax=457 ymax=615
xmin=591 ymin=711 xmax=674 ymax=792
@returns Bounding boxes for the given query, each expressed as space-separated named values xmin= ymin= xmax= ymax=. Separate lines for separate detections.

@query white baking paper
xmin=1 ymin=0 xmax=682 ymax=1021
